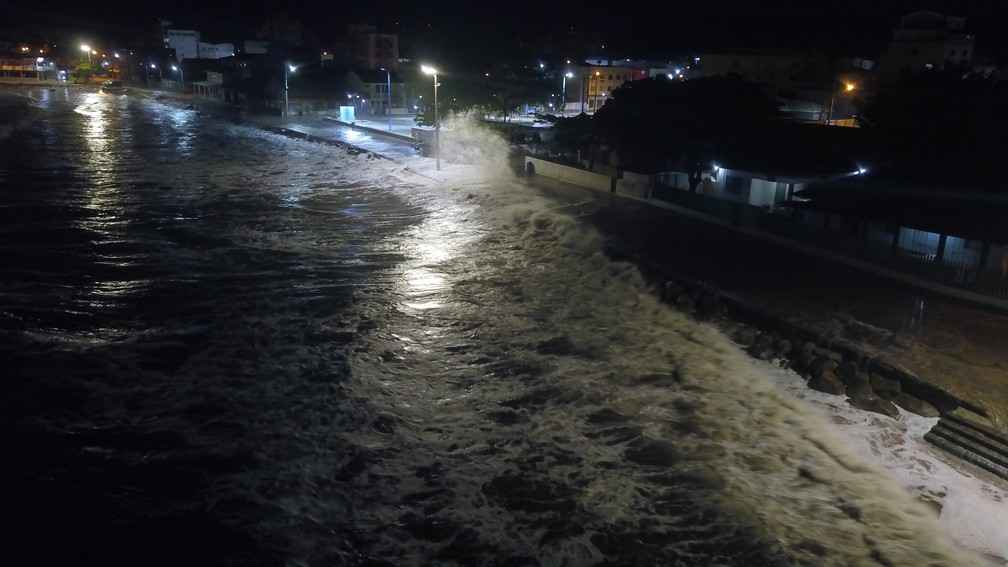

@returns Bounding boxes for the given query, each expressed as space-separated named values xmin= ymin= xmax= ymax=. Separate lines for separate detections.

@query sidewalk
xmin=235 ymin=112 xmax=424 ymax=161
xmin=324 ymin=114 xmax=419 ymax=141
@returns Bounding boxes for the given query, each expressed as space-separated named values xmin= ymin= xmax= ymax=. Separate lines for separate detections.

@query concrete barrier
xmin=616 ymin=171 xmax=652 ymax=200
xmin=524 ymin=157 xmax=612 ymax=193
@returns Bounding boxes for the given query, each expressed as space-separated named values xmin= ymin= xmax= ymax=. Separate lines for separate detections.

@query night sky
xmin=7 ymin=0 xmax=1008 ymax=59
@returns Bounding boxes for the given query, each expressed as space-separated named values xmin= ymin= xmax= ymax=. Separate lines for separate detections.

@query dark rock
xmin=676 ymin=294 xmax=695 ymax=313
xmin=733 ymin=325 xmax=759 ymax=347
xmin=808 ymin=370 xmax=846 ymax=395
xmin=835 ymin=361 xmax=860 ymax=384
xmin=892 ymin=392 xmax=940 ymax=418
xmin=869 ymin=373 xmax=901 ymax=399
xmin=749 ymin=333 xmax=777 ymax=360
xmin=792 ymin=341 xmax=818 ymax=372
xmin=847 ymin=395 xmax=901 ymax=419
xmin=775 ymin=339 xmax=793 ymax=357
xmin=662 ymin=280 xmax=684 ymax=301
xmin=696 ymin=294 xmax=722 ymax=319
xmin=798 ymin=341 xmax=817 ymax=360
xmin=845 ymin=374 xmax=874 ymax=400
xmin=809 ymin=355 xmax=839 ymax=378
xmin=814 ymin=348 xmax=844 ymax=364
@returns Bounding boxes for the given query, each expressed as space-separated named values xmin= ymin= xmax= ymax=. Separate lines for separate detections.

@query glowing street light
xmin=590 ymin=70 xmax=601 ymax=113
xmin=827 ymin=82 xmax=856 ymax=126
xmin=151 ymin=63 xmax=163 ymax=85
xmin=561 ymin=71 xmax=573 ymax=116
xmin=284 ymin=64 xmax=297 ymax=118
xmin=80 ymin=44 xmax=92 ymax=63
xmin=421 ymin=65 xmax=440 ymax=171
xmin=380 ymin=67 xmax=392 ymax=132
xmin=171 ymin=64 xmax=185 ymax=92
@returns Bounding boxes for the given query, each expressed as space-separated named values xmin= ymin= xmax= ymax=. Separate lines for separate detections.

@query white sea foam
xmin=361 ymin=117 xmax=1007 ymax=564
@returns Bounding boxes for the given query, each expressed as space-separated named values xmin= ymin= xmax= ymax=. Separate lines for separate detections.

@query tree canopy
xmin=553 ymin=75 xmax=782 ymax=188
xmin=857 ymin=67 xmax=1008 ymax=192
xmin=410 ymin=63 xmax=553 ymax=127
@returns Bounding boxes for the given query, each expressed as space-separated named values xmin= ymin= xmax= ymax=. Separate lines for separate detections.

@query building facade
xmin=700 ymin=49 xmax=833 ymax=92
xmin=199 ymin=42 xmax=235 ymax=60
xmin=578 ymin=64 xmax=636 ymax=114
xmin=165 ymin=29 xmax=200 ymax=61
xmin=874 ymin=10 xmax=974 ymax=83
xmin=347 ymin=25 xmax=399 ymax=71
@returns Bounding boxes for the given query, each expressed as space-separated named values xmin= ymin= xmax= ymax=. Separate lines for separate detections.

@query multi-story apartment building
xmin=258 ymin=12 xmax=305 ymax=45
xmin=874 ymin=10 xmax=974 ymax=83
xmin=347 ymin=25 xmax=398 ymax=71
xmin=699 ymin=49 xmax=833 ymax=92
xmin=579 ymin=64 xmax=636 ymax=113
xmin=165 ymin=28 xmax=200 ymax=61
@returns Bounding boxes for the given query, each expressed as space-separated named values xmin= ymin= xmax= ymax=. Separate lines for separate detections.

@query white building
xmin=199 ymin=42 xmax=235 ymax=60
xmin=875 ymin=10 xmax=974 ymax=83
xmin=165 ymin=29 xmax=201 ymax=61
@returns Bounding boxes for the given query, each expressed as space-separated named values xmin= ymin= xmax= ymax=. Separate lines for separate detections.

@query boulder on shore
xmin=845 ymin=374 xmax=874 ymax=400
xmin=869 ymin=373 xmax=901 ymax=399
xmin=848 ymin=395 xmax=901 ymax=419
xmin=808 ymin=370 xmax=846 ymax=396
xmin=891 ymin=392 xmax=940 ymax=418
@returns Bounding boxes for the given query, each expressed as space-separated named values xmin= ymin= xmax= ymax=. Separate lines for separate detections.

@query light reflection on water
xmin=399 ymin=200 xmax=474 ymax=311
xmin=904 ymin=294 xmax=928 ymax=336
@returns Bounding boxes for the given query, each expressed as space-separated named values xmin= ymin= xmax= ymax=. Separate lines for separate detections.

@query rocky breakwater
xmin=659 ymin=277 xmax=1008 ymax=483
xmin=665 ymin=279 xmax=942 ymax=419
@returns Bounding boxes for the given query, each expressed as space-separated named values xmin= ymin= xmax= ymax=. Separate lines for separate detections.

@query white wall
xmin=943 ymin=236 xmax=983 ymax=265
xmin=749 ymin=178 xmax=777 ymax=207
xmin=525 ymin=157 xmax=612 ymax=192
xmin=166 ymin=30 xmax=200 ymax=60
xmin=199 ymin=43 xmax=235 ymax=59
xmin=899 ymin=228 xmax=940 ymax=257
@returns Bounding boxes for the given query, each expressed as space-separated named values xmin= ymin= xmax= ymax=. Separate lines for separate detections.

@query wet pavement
xmin=244 ymin=113 xmax=424 ymax=161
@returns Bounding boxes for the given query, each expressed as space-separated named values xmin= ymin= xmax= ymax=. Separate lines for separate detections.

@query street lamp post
xmin=580 ymin=75 xmax=586 ymax=114
xmin=381 ymin=67 xmax=392 ymax=132
xmin=151 ymin=63 xmax=162 ymax=86
xmin=827 ymin=82 xmax=855 ymax=126
xmin=284 ymin=64 xmax=297 ymax=118
xmin=561 ymin=71 xmax=573 ymax=116
xmin=421 ymin=65 xmax=440 ymax=171
xmin=172 ymin=64 xmax=185 ymax=93
xmin=140 ymin=63 xmax=150 ymax=86
xmin=80 ymin=45 xmax=91 ymax=63
xmin=590 ymin=70 xmax=601 ymax=113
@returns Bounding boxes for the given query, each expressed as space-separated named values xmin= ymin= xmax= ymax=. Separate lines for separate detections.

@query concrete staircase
xmin=925 ymin=408 xmax=1008 ymax=483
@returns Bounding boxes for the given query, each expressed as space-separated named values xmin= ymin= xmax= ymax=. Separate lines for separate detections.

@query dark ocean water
xmin=0 ymin=87 xmax=982 ymax=566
